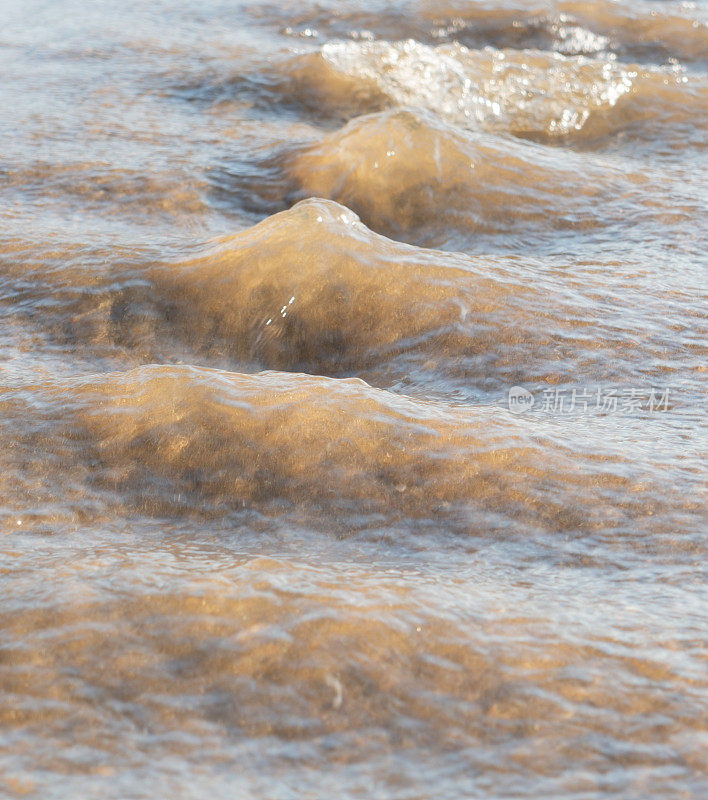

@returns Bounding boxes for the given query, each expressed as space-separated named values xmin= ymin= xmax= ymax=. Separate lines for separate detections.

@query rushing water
xmin=1 ymin=0 xmax=707 ymax=797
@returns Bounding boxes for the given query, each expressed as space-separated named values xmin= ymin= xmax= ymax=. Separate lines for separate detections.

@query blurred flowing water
xmin=0 ymin=1 xmax=706 ymax=797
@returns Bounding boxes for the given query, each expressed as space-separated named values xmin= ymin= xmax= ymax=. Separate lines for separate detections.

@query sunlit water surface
xmin=1 ymin=1 xmax=706 ymax=797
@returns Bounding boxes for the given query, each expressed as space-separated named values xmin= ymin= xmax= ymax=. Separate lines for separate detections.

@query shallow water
xmin=1 ymin=0 xmax=707 ymax=797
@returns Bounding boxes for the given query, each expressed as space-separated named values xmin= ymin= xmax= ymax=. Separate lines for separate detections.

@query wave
xmin=283 ymin=107 xmax=664 ymax=247
xmin=253 ymin=0 xmax=708 ymax=64
xmin=556 ymin=0 xmax=708 ymax=63
xmin=1 ymin=363 xmax=684 ymax=535
xmin=274 ymin=39 xmax=707 ymax=144
xmin=2 ymin=198 xmax=700 ymax=398
xmin=2 ymin=548 xmax=704 ymax=782
xmin=1 ymin=161 xmax=208 ymax=221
